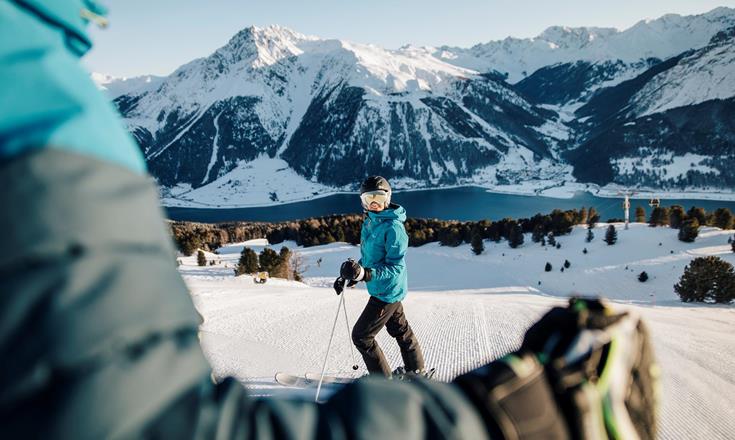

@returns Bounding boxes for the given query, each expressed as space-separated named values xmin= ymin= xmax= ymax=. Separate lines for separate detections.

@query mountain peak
xmin=537 ymin=26 xmax=618 ymax=48
xmin=218 ymin=24 xmax=318 ymax=66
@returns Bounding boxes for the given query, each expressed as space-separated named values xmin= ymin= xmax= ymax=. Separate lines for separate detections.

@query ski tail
xmin=305 ymin=373 xmax=358 ymax=384
xmin=275 ymin=372 xmax=314 ymax=388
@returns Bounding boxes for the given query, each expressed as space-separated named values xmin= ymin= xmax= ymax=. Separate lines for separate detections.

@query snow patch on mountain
xmin=160 ymin=157 xmax=344 ymax=208
xmin=91 ymin=72 xmax=163 ymax=98
xmin=613 ymin=153 xmax=722 ymax=180
xmin=632 ymin=34 xmax=735 ymax=116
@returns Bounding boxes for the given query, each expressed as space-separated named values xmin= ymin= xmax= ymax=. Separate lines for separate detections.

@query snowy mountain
xmin=438 ymin=7 xmax=735 ymax=84
xmin=108 ymin=8 xmax=735 ymax=206
xmin=567 ymin=27 xmax=735 ymax=189
xmin=115 ymin=25 xmax=564 ymax=193
xmin=91 ymin=72 xmax=163 ymax=98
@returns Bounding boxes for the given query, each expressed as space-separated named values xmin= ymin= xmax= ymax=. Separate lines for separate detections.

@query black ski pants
xmin=352 ymin=296 xmax=425 ymax=376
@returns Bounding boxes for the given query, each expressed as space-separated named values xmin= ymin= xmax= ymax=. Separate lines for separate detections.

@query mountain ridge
xmin=94 ymin=7 xmax=735 ymax=206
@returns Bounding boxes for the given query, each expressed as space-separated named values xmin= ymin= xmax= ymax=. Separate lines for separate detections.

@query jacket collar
xmin=365 ymin=203 xmax=406 ymax=223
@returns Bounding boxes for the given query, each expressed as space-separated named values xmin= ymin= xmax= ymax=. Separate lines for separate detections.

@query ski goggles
xmin=360 ymin=190 xmax=390 ymax=208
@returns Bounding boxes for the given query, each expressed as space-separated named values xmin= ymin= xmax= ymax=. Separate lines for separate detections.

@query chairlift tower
xmin=618 ymin=190 xmax=636 ymax=230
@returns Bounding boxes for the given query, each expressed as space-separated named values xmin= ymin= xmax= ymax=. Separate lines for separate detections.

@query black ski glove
xmin=333 ymin=277 xmax=358 ymax=295
xmin=454 ymin=297 xmax=659 ymax=440
xmin=340 ymin=258 xmax=371 ymax=282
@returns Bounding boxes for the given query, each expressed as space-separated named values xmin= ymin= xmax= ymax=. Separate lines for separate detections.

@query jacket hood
xmin=15 ymin=0 xmax=107 ymax=56
xmin=366 ymin=203 xmax=406 ymax=223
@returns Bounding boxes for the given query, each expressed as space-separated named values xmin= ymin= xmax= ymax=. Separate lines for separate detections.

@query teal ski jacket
xmin=0 ymin=0 xmax=146 ymax=174
xmin=360 ymin=204 xmax=410 ymax=303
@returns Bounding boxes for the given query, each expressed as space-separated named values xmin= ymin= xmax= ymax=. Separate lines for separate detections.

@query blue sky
xmin=85 ymin=0 xmax=735 ymax=77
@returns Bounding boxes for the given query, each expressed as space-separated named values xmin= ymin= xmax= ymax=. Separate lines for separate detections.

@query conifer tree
xmin=638 ymin=271 xmax=648 ymax=282
xmin=604 ymin=225 xmax=617 ymax=245
xmin=235 ymin=248 xmax=259 ymax=276
xmin=668 ymin=205 xmax=686 ymax=229
xmin=471 ymin=230 xmax=484 ymax=255
xmin=587 ymin=209 xmax=599 ymax=230
xmin=259 ymin=248 xmax=280 ymax=273
xmin=531 ymin=224 xmax=545 ymax=243
xmin=547 ymin=233 xmax=557 ymax=247
xmin=686 ymin=207 xmax=707 ymax=226
xmin=179 ymin=235 xmax=202 ymax=256
xmin=678 ymin=219 xmax=699 ymax=243
xmin=586 ymin=228 xmax=594 ymax=243
xmin=635 ymin=206 xmax=646 ymax=223
xmin=508 ymin=223 xmax=524 ymax=248
xmin=197 ymin=250 xmax=207 ymax=267
xmin=675 ymin=256 xmax=735 ymax=303
xmin=270 ymin=247 xmax=293 ymax=279
xmin=545 ymin=262 xmax=552 ymax=272
xmin=648 ymin=207 xmax=670 ymax=227
xmin=564 ymin=259 xmax=571 ymax=269
xmin=713 ymin=208 xmax=734 ymax=230
xmin=579 ymin=207 xmax=588 ymax=225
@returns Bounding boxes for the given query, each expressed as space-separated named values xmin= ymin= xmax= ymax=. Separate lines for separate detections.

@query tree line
xmin=171 ymin=206 xmax=734 ymax=256
xmin=171 ymin=208 xmax=597 ymax=256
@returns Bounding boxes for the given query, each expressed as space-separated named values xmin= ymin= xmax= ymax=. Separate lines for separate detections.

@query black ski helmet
xmin=360 ymin=176 xmax=391 ymax=194
xmin=360 ymin=176 xmax=392 ymax=209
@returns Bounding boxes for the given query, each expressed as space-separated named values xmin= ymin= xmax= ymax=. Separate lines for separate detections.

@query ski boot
xmin=391 ymin=366 xmax=436 ymax=381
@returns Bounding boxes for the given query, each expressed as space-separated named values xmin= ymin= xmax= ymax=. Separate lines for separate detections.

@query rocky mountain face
xmin=100 ymin=8 xmax=735 ymax=202
xmin=566 ymin=27 xmax=735 ymax=189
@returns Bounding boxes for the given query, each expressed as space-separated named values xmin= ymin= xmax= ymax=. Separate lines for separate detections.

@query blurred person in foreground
xmin=0 ymin=1 xmax=660 ymax=438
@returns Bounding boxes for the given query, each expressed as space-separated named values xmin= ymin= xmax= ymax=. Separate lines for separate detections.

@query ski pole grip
xmin=333 ymin=277 xmax=345 ymax=295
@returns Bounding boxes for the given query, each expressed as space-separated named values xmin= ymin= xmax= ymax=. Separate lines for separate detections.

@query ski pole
xmin=341 ymin=290 xmax=359 ymax=372
xmin=316 ymin=290 xmax=345 ymax=402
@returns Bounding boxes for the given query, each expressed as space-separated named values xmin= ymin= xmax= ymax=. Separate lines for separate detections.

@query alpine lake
xmin=165 ymin=187 xmax=735 ymax=223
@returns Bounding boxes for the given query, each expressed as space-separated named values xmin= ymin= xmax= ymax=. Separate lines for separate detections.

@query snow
xmin=90 ymin=72 xmax=163 ymax=98
xmin=613 ymin=153 xmax=722 ymax=180
xmin=433 ymin=7 xmax=735 ymax=83
xmin=631 ymin=40 xmax=735 ymax=116
xmin=161 ymin=157 xmax=344 ymax=208
xmin=202 ymin=111 xmax=223 ymax=184
xmin=181 ymin=224 xmax=735 ymax=439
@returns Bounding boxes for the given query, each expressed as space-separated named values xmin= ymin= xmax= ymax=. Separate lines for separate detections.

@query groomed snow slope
xmin=181 ymin=224 xmax=735 ymax=439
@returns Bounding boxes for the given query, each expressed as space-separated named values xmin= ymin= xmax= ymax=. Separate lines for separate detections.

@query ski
xmin=274 ymin=372 xmax=316 ymax=388
xmin=274 ymin=372 xmax=350 ymax=388
xmin=276 ymin=368 xmax=436 ymax=388
xmin=305 ymin=373 xmax=359 ymax=384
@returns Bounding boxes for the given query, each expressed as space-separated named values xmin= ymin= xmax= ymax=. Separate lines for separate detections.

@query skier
xmin=335 ymin=176 xmax=426 ymax=378
xmin=1 ymin=2 xmax=659 ymax=438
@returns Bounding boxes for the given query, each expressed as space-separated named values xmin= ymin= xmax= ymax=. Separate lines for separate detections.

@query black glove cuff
xmin=454 ymin=351 xmax=569 ymax=439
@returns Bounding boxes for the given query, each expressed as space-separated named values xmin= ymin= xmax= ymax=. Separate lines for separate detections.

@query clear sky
xmin=84 ymin=0 xmax=735 ymax=77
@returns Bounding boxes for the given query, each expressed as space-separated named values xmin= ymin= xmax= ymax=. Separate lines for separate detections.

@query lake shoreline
xmin=165 ymin=187 xmax=735 ymax=223
xmin=162 ymin=183 xmax=735 ymax=210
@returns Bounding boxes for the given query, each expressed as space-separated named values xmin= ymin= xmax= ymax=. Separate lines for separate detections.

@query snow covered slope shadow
xmin=180 ymin=224 xmax=735 ymax=439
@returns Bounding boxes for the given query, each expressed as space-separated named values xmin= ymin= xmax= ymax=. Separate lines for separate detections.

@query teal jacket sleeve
xmin=0 ymin=0 xmax=146 ymax=174
xmin=370 ymin=223 xmax=408 ymax=282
